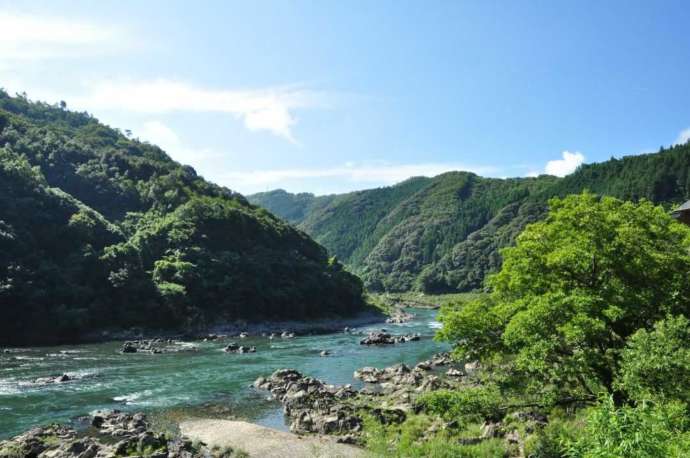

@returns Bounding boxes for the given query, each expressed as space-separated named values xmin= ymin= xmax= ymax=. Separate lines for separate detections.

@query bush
xmin=363 ymin=414 xmax=507 ymax=458
xmin=566 ymin=396 xmax=690 ymax=458
xmin=418 ymin=386 xmax=502 ymax=424
xmin=616 ymin=315 xmax=690 ymax=404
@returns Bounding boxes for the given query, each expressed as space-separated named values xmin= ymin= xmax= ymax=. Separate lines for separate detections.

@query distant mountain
xmin=0 ymin=90 xmax=366 ymax=345
xmin=249 ymin=143 xmax=690 ymax=293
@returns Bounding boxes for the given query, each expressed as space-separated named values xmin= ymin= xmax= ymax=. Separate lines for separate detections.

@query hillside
xmin=0 ymin=91 xmax=367 ymax=345
xmin=249 ymin=144 xmax=690 ymax=293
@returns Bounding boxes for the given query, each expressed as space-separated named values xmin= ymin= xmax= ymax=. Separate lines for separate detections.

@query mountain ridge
xmin=0 ymin=90 xmax=367 ymax=345
xmin=249 ymin=144 xmax=690 ymax=293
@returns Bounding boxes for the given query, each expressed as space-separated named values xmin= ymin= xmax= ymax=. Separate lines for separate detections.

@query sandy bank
xmin=180 ymin=419 xmax=365 ymax=458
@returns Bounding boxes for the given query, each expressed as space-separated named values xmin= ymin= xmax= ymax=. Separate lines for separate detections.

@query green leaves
xmin=567 ymin=396 xmax=690 ymax=458
xmin=440 ymin=192 xmax=690 ymax=400
xmin=418 ymin=385 xmax=503 ymax=424
xmin=616 ymin=315 xmax=690 ymax=404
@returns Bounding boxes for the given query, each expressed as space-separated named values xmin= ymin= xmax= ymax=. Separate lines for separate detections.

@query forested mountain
xmin=0 ymin=91 xmax=366 ymax=345
xmin=249 ymin=143 xmax=690 ymax=293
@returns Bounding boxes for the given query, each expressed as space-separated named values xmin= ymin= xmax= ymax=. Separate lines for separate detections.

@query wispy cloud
xmin=674 ymin=127 xmax=690 ymax=146
xmin=217 ymin=162 xmax=499 ymax=194
xmin=137 ymin=120 xmax=222 ymax=166
xmin=544 ymin=151 xmax=585 ymax=177
xmin=70 ymin=79 xmax=324 ymax=142
xmin=0 ymin=11 xmax=125 ymax=60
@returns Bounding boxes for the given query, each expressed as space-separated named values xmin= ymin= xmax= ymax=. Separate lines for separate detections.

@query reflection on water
xmin=0 ymin=308 xmax=447 ymax=439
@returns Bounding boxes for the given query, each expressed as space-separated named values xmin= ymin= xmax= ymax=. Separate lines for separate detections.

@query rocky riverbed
xmin=0 ymin=410 xmax=238 ymax=458
xmin=1 ymin=308 xmax=448 ymax=446
xmin=252 ymin=352 xmax=461 ymax=444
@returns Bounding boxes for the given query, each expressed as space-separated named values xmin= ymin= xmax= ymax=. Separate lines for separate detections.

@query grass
xmin=363 ymin=413 xmax=508 ymax=458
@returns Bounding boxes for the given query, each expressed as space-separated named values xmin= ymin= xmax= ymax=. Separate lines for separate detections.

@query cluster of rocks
xmin=223 ymin=343 xmax=256 ymax=354
xmin=253 ymin=354 xmax=463 ymax=442
xmin=0 ymin=411 xmax=207 ymax=458
xmin=254 ymin=369 xmax=363 ymax=441
xmin=120 ymin=339 xmax=196 ymax=354
xmin=354 ymin=362 xmax=450 ymax=396
xmin=359 ymin=330 xmax=420 ymax=345
xmin=385 ymin=310 xmax=415 ymax=324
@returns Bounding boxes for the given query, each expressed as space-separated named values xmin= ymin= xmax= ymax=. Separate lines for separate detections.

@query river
xmin=0 ymin=308 xmax=447 ymax=439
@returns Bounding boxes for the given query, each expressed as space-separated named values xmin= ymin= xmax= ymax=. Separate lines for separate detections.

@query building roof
xmin=673 ymin=200 xmax=690 ymax=214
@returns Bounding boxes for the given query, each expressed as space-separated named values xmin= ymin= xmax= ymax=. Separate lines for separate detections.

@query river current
xmin=0 ymin=308 xmax=446 ymax=439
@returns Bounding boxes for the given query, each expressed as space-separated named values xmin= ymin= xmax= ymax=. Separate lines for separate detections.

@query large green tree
xmin=438 ymin=193 xmax=690 ymax=400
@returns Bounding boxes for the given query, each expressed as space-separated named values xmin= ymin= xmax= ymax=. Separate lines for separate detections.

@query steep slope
xmin=247 ymin=189 xmax=336 ymax=225
xmin=0 ymin=91 xmax=366 ymax=345
xmin=249 ymin=144 xmax=690 ymax=293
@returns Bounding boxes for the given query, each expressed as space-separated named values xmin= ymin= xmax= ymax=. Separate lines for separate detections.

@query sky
xmin=2 ymin=0 xmax=690 ymax=195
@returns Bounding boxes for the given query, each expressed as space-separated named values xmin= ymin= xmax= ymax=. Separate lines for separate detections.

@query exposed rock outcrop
xmin=120 ymin=339 xmax=197 ymax=354
xmin=0 ymin=411 xmax=211 ymax=458
xmin=359 ymin=331 xmax=420 ymax=345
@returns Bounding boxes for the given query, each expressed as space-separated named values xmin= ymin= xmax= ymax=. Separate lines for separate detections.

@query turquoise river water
xmin=0 ymin=308 xmax=447 ymax=439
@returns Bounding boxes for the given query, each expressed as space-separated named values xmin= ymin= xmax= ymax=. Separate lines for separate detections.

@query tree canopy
xmin=438 ymin=193 xmax=690 ymax=401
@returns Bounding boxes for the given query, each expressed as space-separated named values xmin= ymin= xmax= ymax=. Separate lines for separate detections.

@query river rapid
xmin=0 ymin=308 xmax=447 ymax=439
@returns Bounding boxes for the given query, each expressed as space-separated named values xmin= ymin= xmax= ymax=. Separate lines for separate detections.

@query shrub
xmin=418 ymin=386 xmax=502 ymax=424
xmin=566 ymin=396 xmax=690 ymax=458
xmin=616 ymin=315 xmax=690 ymax=404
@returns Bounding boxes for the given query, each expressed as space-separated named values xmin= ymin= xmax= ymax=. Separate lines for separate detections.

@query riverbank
xmin=181 ymin=419 xmax=364 ymax=457
xmin=75 ymin=310 xmax=387 ymax=346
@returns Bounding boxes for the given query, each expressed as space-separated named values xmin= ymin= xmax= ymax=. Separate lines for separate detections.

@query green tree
xmin=439 ymin=193 xmax=690 ymax=400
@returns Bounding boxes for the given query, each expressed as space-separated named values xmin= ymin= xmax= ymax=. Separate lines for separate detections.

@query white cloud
xmin=544 ymin=151 xmax=585 ymax=177
xmin=137 ymin=120 xmax=222 ymax=167
xmin=0 ymin=11 xmax=125 ymax=60
xmin=69 ymin=79 xmax=319 ymax=142
xmin=674 ymin=127 xmax=690 ymax=146
xmin=217 ymin=162 xmax=499 ymax=194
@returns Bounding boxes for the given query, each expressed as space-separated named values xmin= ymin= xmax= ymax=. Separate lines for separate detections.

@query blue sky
xmin=2 ymin=0 xmax=690 ymax=195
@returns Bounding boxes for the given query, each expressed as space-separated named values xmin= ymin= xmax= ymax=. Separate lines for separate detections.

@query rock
xmin=91 ymin=415 xmax=105 ymax=428
xmin=121 ymin=342 xmax=137 ymax=353
xmin=223 ymin=342 xmax=239 ymax=352
xmin=0 ymin=411 xmax=210 ymax=458
xmin=354 ymin=367 xmax=383 ymax=383
xmin=446 ymin=368 xmax=463 ymax=377
xmin=224 ymin=343 xmax=255 ymax=353
xmin=359 ymin=331 xmax=394 ymax=345
xmin=431 ymin=352 xmax=452 ymax=366
xmin=480 ymin=421 xmax=502 ymax=439
xmin=386 ymin=310 xmax=415 ymax=324
xmin=416 ymin=375 xmax=444 ymax=392
xmin=360 ymin=331 xmax=421 ymax=345
xmin=415 ymin=361 xmax=432 ymax=371
xmin=120 ymin=339 xmax=196 ymax=354
xmin=464 ymin=361 xmax=480 ymax=373
xmin=34 ymin=373 xmax=72 ymax=385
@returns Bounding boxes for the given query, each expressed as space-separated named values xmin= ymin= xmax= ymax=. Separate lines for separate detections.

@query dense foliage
xmin=421 ymin=194 xmax=690 ymax=457
xmin=0 ymin=91 xmax=366 ymax=345
xmin=250 ymin=142 xmax=690 ymax=294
